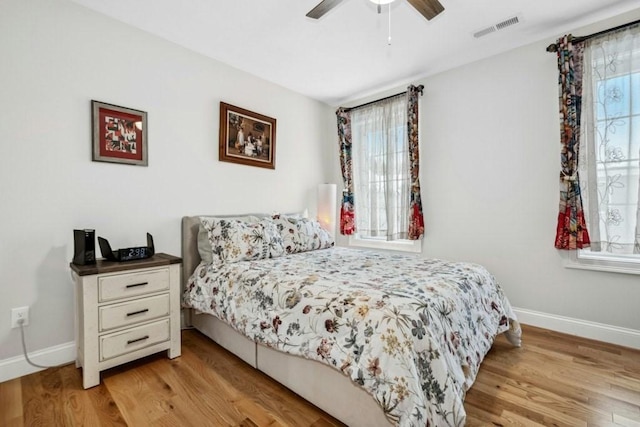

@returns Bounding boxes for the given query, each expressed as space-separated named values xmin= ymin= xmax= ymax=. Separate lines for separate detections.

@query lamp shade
xmin=317 ymin=184 xmax=337 ymax=236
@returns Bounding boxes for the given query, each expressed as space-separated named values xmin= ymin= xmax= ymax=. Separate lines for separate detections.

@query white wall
xmin=335 ymin=9 xmax=640 ymax=336
xmin=0 ymin=0 xmax=332 ymax=363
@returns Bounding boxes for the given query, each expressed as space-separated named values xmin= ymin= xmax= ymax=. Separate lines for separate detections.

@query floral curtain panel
xmin=554 ymin=35 xmax=591 ymax=249
xmin=407 ymin=85 xmax=425 ymax=240
xmin=579 ymin=25 xmax=640 ymax=254
xmin=336 ymin=108 xmax=356 ymax=235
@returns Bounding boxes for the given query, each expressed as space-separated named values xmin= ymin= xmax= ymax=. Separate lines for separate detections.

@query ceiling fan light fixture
xmin=306 ymin=0 xmax=444 ymax=21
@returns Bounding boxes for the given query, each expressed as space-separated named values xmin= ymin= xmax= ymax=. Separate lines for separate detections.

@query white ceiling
xmin=70 ymin=0 xmax=640 ymax=106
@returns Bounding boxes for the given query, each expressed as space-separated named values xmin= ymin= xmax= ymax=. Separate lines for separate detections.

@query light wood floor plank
xmin=58 ymin=364 xmax=103 ymax=426
xmin=0 ymin=378 xmax=24 ymax=427
xmin=182 ymin=328 xmax=339 ymax=426
xmin=4 ymin=324 xmax=640 ymax=426
xmin=83 ymin=379 xmax=127 ymax=426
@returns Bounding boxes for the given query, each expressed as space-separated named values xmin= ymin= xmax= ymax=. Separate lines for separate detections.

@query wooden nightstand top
xmin=70 ymin=253 xmax=181 ymax=276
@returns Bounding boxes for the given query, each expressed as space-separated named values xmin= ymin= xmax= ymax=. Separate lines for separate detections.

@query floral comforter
xmin=183 ymin=247 xmax=521 ymax=426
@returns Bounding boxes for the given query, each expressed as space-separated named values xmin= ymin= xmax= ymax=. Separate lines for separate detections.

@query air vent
xmin=496 ymin=16 xmax=519 ymax=30
xmin=473 ymin=15 xmax=522 ymax=39
xmin=473 ymin=27 xmax=496 ymax=38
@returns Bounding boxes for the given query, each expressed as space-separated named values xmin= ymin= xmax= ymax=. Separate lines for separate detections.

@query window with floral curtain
xmin=336 ymin=86 xmax=424 ymax=249
xmin=578 ymin=23 xmax=640 ymax=265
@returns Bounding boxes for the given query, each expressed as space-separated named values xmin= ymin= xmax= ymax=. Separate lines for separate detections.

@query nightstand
xmin=70 ymin=253 xmax=182 ymax=389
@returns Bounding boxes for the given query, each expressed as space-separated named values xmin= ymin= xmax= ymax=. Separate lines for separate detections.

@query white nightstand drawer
xmin=99 ymin=269 xmax=169 ymax=302
xmin=99 ymin=294 xmax=170 ymax=332
xmin=100 ymin=319 xmax=170 ymax=361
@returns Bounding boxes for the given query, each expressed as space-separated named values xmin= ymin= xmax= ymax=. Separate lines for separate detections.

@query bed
xmin=181 ymin=214 xmax=521 ymax=427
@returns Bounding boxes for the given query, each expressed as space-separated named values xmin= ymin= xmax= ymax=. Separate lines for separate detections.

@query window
xmin=348 ymin=93 xmax=421 ymax=253
xmin=573 ymin=25 xmax=640 ymax=274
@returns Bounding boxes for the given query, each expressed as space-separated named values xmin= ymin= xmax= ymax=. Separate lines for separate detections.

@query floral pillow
xmin=270 ymin=215 xmax=334 ymax=254
xmin=197 ymin=215 xmax=260 ymax=264
xmin=200 ymin=218 xmax=285 ymax=266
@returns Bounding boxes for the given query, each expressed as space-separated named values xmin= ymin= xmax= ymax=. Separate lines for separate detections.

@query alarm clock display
xmin=118 ymin=246 xmax=150 ymax=261
xmin=98 ymin=233 xmax=155 ymax=262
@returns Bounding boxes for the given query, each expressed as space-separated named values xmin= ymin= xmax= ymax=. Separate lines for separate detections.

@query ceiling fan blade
xmin=407 ymin=0 xmax=444 ymax=20
xmin=306 ymin=0 xmax=344 ymax=19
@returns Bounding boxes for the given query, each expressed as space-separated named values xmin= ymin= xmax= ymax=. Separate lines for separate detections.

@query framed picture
xmin=92 ymin=100 xmax=148 ymax=166
xmin=219 ymin=102 xmax=276 ymax=169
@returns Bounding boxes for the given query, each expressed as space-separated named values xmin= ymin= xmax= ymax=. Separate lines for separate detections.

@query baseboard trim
xmin=0 ymin=341 xmax=75 ymax=384
xmin=514 ymin=307 xmax=640 ymax=350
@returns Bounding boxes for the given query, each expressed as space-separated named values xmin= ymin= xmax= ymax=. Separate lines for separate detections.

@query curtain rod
xmin=342 ymin=85 xmax=424 ymax=112
xmin=546 ymin=18 xmax=640 ymax=52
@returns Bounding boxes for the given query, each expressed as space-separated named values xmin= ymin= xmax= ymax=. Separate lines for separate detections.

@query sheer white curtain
xmin=351 ymin=94 xmax=409 ymax=240
xmin=580 ymin=24 xmax=640 ymax=254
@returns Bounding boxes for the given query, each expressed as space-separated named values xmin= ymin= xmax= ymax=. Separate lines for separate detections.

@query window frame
xmin=346 ymin=91 xmax=423 ymax=253
xmin=566 ymin=248 xmax=640 ymax=275
xmin=569 ymin=28 xmax=640 ymax=274
xmin=348 ymin=234 xmax=422 ymax=253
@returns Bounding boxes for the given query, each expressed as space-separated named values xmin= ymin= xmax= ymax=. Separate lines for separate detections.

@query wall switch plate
xmin=11 ymin=306 xmax=29 ymax=328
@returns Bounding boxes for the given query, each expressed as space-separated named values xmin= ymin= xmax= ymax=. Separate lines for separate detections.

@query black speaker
xmin=73 ymin=229 xmax=96 ymax=265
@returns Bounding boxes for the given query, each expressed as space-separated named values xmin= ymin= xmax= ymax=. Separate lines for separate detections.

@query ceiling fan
xmin=306 ymin=0 xmax=444 ymax=21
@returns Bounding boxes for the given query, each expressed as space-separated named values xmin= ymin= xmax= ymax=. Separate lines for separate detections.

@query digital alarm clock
xmin=98 ymin=233 xmax=155 ymax=262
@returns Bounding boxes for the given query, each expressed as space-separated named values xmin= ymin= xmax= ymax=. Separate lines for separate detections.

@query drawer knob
xmin=126 ymin=282 xmax=148 ymax=289
xmin=127 ymin=335 xmax=150 ymax=345
xmin=126 ymin=308 xmax=150 ymax=317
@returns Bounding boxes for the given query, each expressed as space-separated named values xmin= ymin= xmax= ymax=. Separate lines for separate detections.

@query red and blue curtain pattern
xmin=554 ymin=35 xmax=590 ymax=249
xmin=336 ymin=108 xmax=356 ymax=235
xmin=407 ymin=85 xmax=425 ymax=240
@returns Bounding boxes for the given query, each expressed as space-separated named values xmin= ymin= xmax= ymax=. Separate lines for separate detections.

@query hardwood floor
xmin=1 ymin=324 xmax=639 ymax=426
xmin=465 ymin=325 xmax=640 ymax=427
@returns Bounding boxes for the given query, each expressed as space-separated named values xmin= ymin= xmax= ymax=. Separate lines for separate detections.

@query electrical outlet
xmin=11 ymin=306 xmax=29 ymax=328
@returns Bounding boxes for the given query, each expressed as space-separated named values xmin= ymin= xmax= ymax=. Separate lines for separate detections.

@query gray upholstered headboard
xmin=181 ymin=216 xmax=203 ymax=291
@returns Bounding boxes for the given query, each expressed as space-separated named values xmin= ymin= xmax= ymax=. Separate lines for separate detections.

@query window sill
xmin=565 ymin=251 xmax=640 ymax=276
xmin=348 ymin=236 xmax=422 ymax=254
